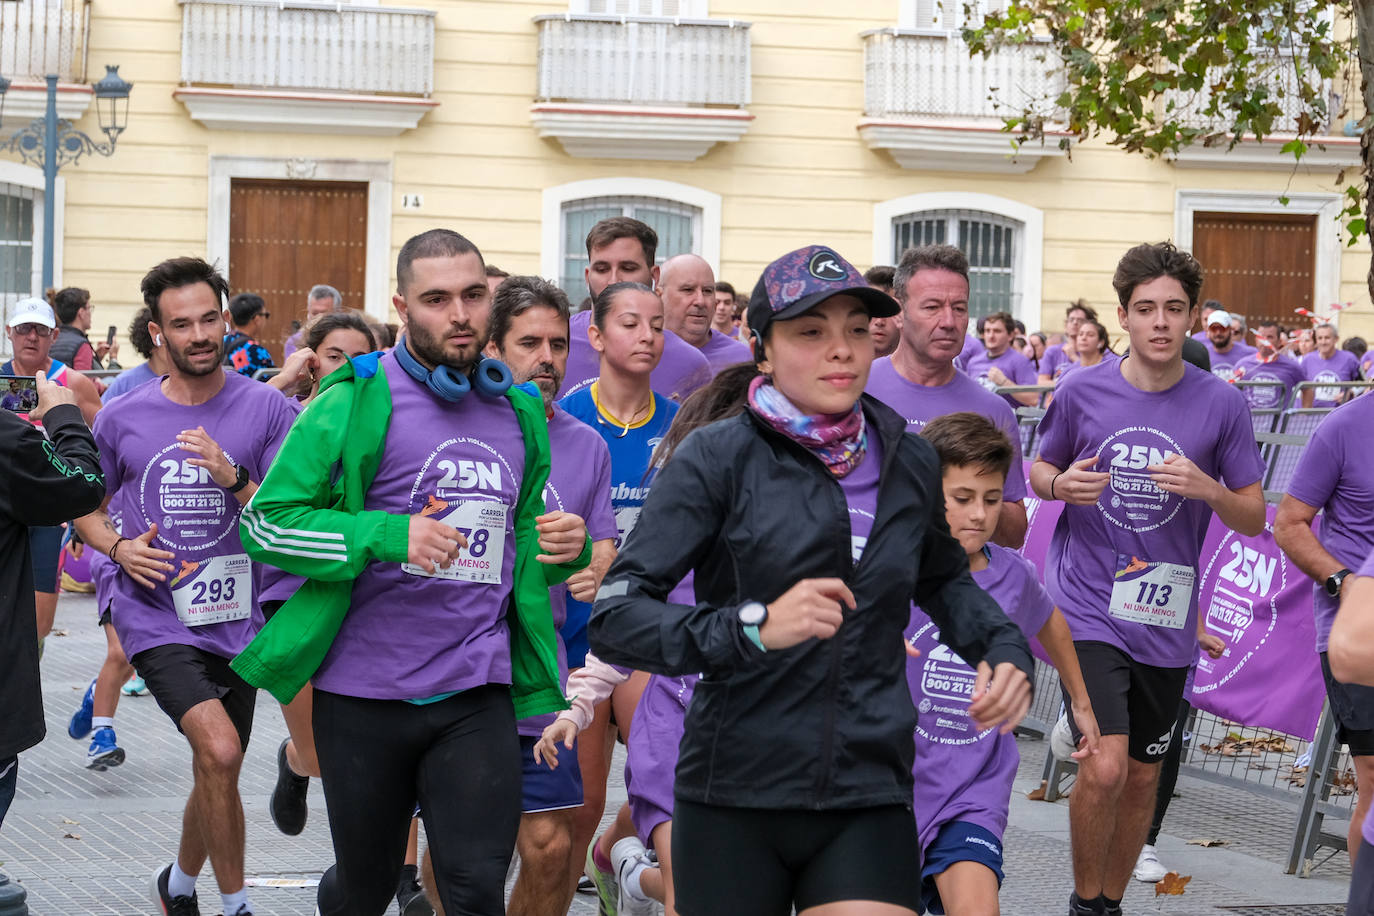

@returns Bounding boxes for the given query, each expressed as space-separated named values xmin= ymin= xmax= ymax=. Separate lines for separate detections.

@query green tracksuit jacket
xmin=233 ymin=353 xmax=587 ymax=716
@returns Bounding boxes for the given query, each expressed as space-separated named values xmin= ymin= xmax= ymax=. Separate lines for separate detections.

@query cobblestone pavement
xmin=0 ymin=594 xmax=1356 ymax=914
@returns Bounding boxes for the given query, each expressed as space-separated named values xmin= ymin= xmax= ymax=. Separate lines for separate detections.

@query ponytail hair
xmin=651 ymin=362 xmax=759 ymax=470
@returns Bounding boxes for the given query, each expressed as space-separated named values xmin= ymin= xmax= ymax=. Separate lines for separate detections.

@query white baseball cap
xmin=7 ymin=297 xmax=55 ymax=329
xmin=1206 ymin=309 xmax=1234 ymax=328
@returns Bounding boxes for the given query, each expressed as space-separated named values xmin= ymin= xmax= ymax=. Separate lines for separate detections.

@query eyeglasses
xmin=12 ymin=323 xmax=52 ymax=337
xmin=259 ymin=311 xmax=271 ymax=319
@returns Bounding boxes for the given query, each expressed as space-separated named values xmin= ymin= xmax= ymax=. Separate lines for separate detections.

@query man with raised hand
xmin=1031 ymin=243 xmax=1264 ymax=916
xmin=74 ymin=257 xmax=298 ymax=916
xmin=1232 ymin=320 xmax=1305 ymax=411
xmin=864 ymin=244 xmax=1029 ymax=549
xmin=236 ymin=229 xmax=590 ymax=916
xmin=658 ymin=253 xmax=751 ymax=374
xmin=558 ymin=217 xmax=711 ymax=401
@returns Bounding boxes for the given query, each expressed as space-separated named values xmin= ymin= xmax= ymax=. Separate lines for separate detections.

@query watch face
xmin=739 ymin=602 xmax=766 ymax=626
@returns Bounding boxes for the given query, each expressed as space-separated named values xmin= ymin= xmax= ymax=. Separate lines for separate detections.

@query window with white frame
xmin=900 ymin=0 xmax=1006 ymax=30
xmin=891 ymin=209 xmax=1021 ymax=319
xmin=560 ymin=195 xmax=701 ymax=297
xmin=0 ymin=182 xmax=36 ymax=357
xmin=571 ymin=0 xmax=707 ymax=16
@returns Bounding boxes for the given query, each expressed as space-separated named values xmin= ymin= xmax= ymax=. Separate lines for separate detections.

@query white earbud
xmin=154 ymin=334 xmax=162 ymax=346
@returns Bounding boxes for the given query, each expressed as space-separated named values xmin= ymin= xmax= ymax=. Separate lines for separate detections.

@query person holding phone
xmin=0 ymin=371 xmax=106 ymax=911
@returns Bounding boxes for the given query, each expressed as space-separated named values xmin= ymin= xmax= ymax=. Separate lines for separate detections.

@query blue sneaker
xmin=68 ymin=677 xmax=96 ymax=739
xmin=121 ymin=675 xmax=148 ymax=696
xmin=87 ymin=726 xmax=125 ymax=770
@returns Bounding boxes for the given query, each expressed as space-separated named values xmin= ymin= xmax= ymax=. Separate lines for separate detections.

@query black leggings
xmin=312 ymin=685 xmax=522 ymax=916
xmin=1146 ymin=699 xmax=1191 ymax=846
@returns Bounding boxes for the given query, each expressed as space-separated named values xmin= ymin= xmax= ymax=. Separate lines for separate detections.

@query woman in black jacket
xmin=587 ymin=245 xmax=1034 ymax=916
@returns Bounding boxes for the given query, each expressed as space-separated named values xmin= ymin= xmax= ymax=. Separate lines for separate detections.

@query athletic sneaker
xmin=122 ymin=675 xmax=149 ymax=696
xmin=1069 ymin=891 xmax=1100 ymax=915
xmin=609 ymin=836 xmax=656 ymax=916
xmin=395 ymin=863 xmax=433 ymax=916
xmin=1133 ymin=843 xmax=1168 ymax=882
xmin=584 ymin=841 xmax=619 ymax=916
xmin=86 ymin=726 xmax=125 ymax=770
xmin=150 ymin=863 xmax=200 ymax=916
xmin=1050 ymin=712 xmax=1078 ymax=762
xmin=68 ymin=677 xmax=96 ymax=739
xmin=269 ymin=738 xmax=310 ymax=836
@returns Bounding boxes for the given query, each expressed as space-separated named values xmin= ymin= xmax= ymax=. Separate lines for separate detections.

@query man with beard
xmin=1201 ymin=309 xmax=1256 ymax=381
xmin=658 ymin=253 xmax=751 ymax=374
xmin=73 ymin=258 xmax=297 ymax=916
xmin=416 ymin=275 xmax=617 ymax=916
xmin=236 ymin=230 xmax=591 ymax=916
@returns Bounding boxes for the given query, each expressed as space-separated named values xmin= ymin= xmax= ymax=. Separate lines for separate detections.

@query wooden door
xmin=229 ymin=179 xmax=368 ymax=364
xmin=1191 ymin=212 xmax=1317 ymax=331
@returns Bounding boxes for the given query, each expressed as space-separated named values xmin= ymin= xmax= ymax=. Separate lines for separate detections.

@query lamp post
xmin=0 ymin=65 xmax=132 ymax=291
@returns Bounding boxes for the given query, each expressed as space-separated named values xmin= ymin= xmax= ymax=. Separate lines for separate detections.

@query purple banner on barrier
xmin=1190 ymin=505 xmax=1325 ymax=741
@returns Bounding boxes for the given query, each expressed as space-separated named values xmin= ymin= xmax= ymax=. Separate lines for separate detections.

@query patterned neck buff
xmin=747 ymin=375 xmax=867 ymax=478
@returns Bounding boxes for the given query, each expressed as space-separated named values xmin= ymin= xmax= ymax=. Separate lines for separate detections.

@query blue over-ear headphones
xmin=394 ymin=335 xmax=513 ymax=402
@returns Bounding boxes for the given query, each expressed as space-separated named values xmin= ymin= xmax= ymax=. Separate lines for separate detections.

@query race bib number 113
xmin=1108 ymin=555 xmax=1194 ymax=630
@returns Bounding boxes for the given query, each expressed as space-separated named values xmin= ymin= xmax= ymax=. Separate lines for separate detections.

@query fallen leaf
xmin=62 ymin=832 xmax=81 ymax=840
xmin=50 ymin=629 xmax=68 ymax=637
xmin=1155 ymin=872 xmax=1192 ymax=896
xmin=61 ymin=817 xmax=78 ymax=825
xmin=1026 ymin=782 xmax=1047 ymax=801
xmin=1187 ymin=838 xmax=1228 ymax=847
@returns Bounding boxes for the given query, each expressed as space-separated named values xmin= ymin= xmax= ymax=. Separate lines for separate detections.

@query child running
xmin=910 ymin=412 xmax=1100 ymax=915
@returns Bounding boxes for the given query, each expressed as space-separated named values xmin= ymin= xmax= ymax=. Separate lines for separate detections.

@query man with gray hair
xmin=864 ymin=243 xmax=1028 ymax=548
xmin=283 ymin=283 xmax=343 ymax=359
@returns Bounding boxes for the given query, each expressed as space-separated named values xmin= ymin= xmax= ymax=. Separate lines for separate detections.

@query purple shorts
xmin=626 ymin=673 xmax=697 ymax=848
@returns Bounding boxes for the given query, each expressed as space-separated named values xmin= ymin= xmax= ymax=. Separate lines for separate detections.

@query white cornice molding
xmin=1168 ymin=135 xmax=1360 ymax=170
xmin=0 ymin=83 xmax=93 ymax=130
xmin=858 ymin=119 xmax=1070 ymax=174
xmin=174 ymin=87 xmax=438 ymax=136
xmin=530 ymin=103 xmax=752 ymax=161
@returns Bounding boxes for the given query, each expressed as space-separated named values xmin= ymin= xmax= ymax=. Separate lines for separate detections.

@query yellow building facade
xmin=2 ymin=0 xmax=1370 ymax=360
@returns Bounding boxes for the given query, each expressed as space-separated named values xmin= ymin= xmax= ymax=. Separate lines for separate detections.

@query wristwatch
xmin=226 ymin=463 xmax=250 ymax=493
xmin=738 ymin=601 xmax=768 ymax=652
xmin=1325 ymin=568 xmax=1352 ymax=598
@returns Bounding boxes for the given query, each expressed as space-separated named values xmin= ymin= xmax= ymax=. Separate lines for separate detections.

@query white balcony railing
xmin=0 ymin=0 xmax=89 ymax=84
xmin=179 ymin=0 xmax=435 ymax=96
xmin=1164 ymin=62 xmax=1331 ymax=134
xmin=534 ymin=14 xmax=750 ymax=107
xmin=862 ymin=29 xmax=1063 ymax=123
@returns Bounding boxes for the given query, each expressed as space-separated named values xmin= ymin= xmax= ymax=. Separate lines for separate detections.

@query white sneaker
xmin=610 ymin=836 xmax=657 ymax=916
xmin=1050 ymin=713 xmax=1078 ymax=761
xmin=1133 ymin=843 xmax=1168 ymax=882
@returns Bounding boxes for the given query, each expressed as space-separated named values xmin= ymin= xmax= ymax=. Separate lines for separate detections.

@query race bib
xmin=402 ymin=499 xmax=508 ymax=584
xmin=1108 ymin=555 xmax=1194 ymax=630
xmin=170 ymin=553 xmax=253 ymax=627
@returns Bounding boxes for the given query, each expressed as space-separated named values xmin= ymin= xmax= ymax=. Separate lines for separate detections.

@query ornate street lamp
xmin=0 ymin=66 xmax=134 ymax=290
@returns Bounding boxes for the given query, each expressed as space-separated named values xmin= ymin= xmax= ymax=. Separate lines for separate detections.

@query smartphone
xmin=0 ymin=374 xmax=38 ymax=413
xmin=106 ymin=324 xmax=117 ymax=346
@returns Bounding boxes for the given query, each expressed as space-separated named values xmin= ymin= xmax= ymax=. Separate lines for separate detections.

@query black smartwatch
xmin=1325 ymin=568 xmax=1352 ymax=599
xmin=226 ymin=463 xmax=250 ymax=493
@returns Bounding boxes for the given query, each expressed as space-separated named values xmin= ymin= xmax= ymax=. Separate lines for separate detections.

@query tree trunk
xmin=1358 ymin=0 xmax=1374 ymax=304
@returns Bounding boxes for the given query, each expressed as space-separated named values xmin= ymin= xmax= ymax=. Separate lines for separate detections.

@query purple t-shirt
xmin=840 ymin=432 xmax=882 ymax=561
xmin=1233 ymin=354 xmax=1305 ymax=410
xmin=92 ymin=371 xmax=295 ymax=660
xmin=907 ymin=544 xmax=1054 ymax=852
xmin=1057 ymin=353 xmax=1118 ymax=385
xmin=313 ymin=351 xmax=526 ymax=699
xmin=961 ymin=346 xmax=1039 ymax=409
xmin=259 ymin=395 xmax=307 ymax=606
xmin=1360 ymin=352 xmax=1373 ymax=380
xmin=864 ymin=357 xmax=1028 ymax=503
xmin=1205 ymin=340 xmax=1257 ymax=381
xmin=697 ymin=328 xmax=752 ymax=375
xmin=100 ymin=363 xmax=157 ymax=403
xmin=1301 ymin=349 xmax=1361 ymax=407
xmin=1036 ymin=361 xmax=1265 ymax=667
xmin=519 ymin=405 xmax=617 ymax=737
xmin=1285 ymin=395 xmax=1374 ymax=651
xmin=957 ymin=334 xmax=983 ymax=367
xmin=1040 ymin=343 xmax=1070 ymax=380
xmin=1362 ymin=551 xmax=1374 ymax=848
xmin=559 ymin=309 xmax=712 ymax=402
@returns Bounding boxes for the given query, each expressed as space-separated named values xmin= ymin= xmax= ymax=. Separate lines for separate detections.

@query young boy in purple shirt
xmin=911 ymin=413 xmax=1099 ymax=916
xmin=1030 ymin=242 xmax=1265 ymax=916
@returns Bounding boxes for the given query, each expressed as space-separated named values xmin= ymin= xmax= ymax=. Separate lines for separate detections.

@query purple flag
xmin=1190 ymin=505 xmax=1325 ymax=740
xmin=1018 ymin=460 xmax=1062 ymax=665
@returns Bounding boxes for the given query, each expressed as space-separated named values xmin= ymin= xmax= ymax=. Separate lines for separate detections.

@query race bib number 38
xmin=402 ymin=499 xmax=508 ymax=584
xmin=1108 ymin=555 xmax=1194 ymax=630
xmin=171 ymin=553 xmax=253 ymax=628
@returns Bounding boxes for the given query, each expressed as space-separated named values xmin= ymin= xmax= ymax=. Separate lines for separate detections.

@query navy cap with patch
xmin=748 ymin=245 xmax=899 ymax=346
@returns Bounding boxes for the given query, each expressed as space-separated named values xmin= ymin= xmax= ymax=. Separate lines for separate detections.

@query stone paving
xmin=0 ymin=593 xmax=1357 ymax=915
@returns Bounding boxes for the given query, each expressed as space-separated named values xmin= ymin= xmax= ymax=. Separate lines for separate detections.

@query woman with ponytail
xmin=586 ymin=245 xmax=1035 ymax=916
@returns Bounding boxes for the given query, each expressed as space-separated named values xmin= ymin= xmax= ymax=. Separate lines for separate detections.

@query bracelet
xmin=108 ymin=537 xmax=128 ymax=564
xmin=1050 ymin=472 xmax=1062 ymax=501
